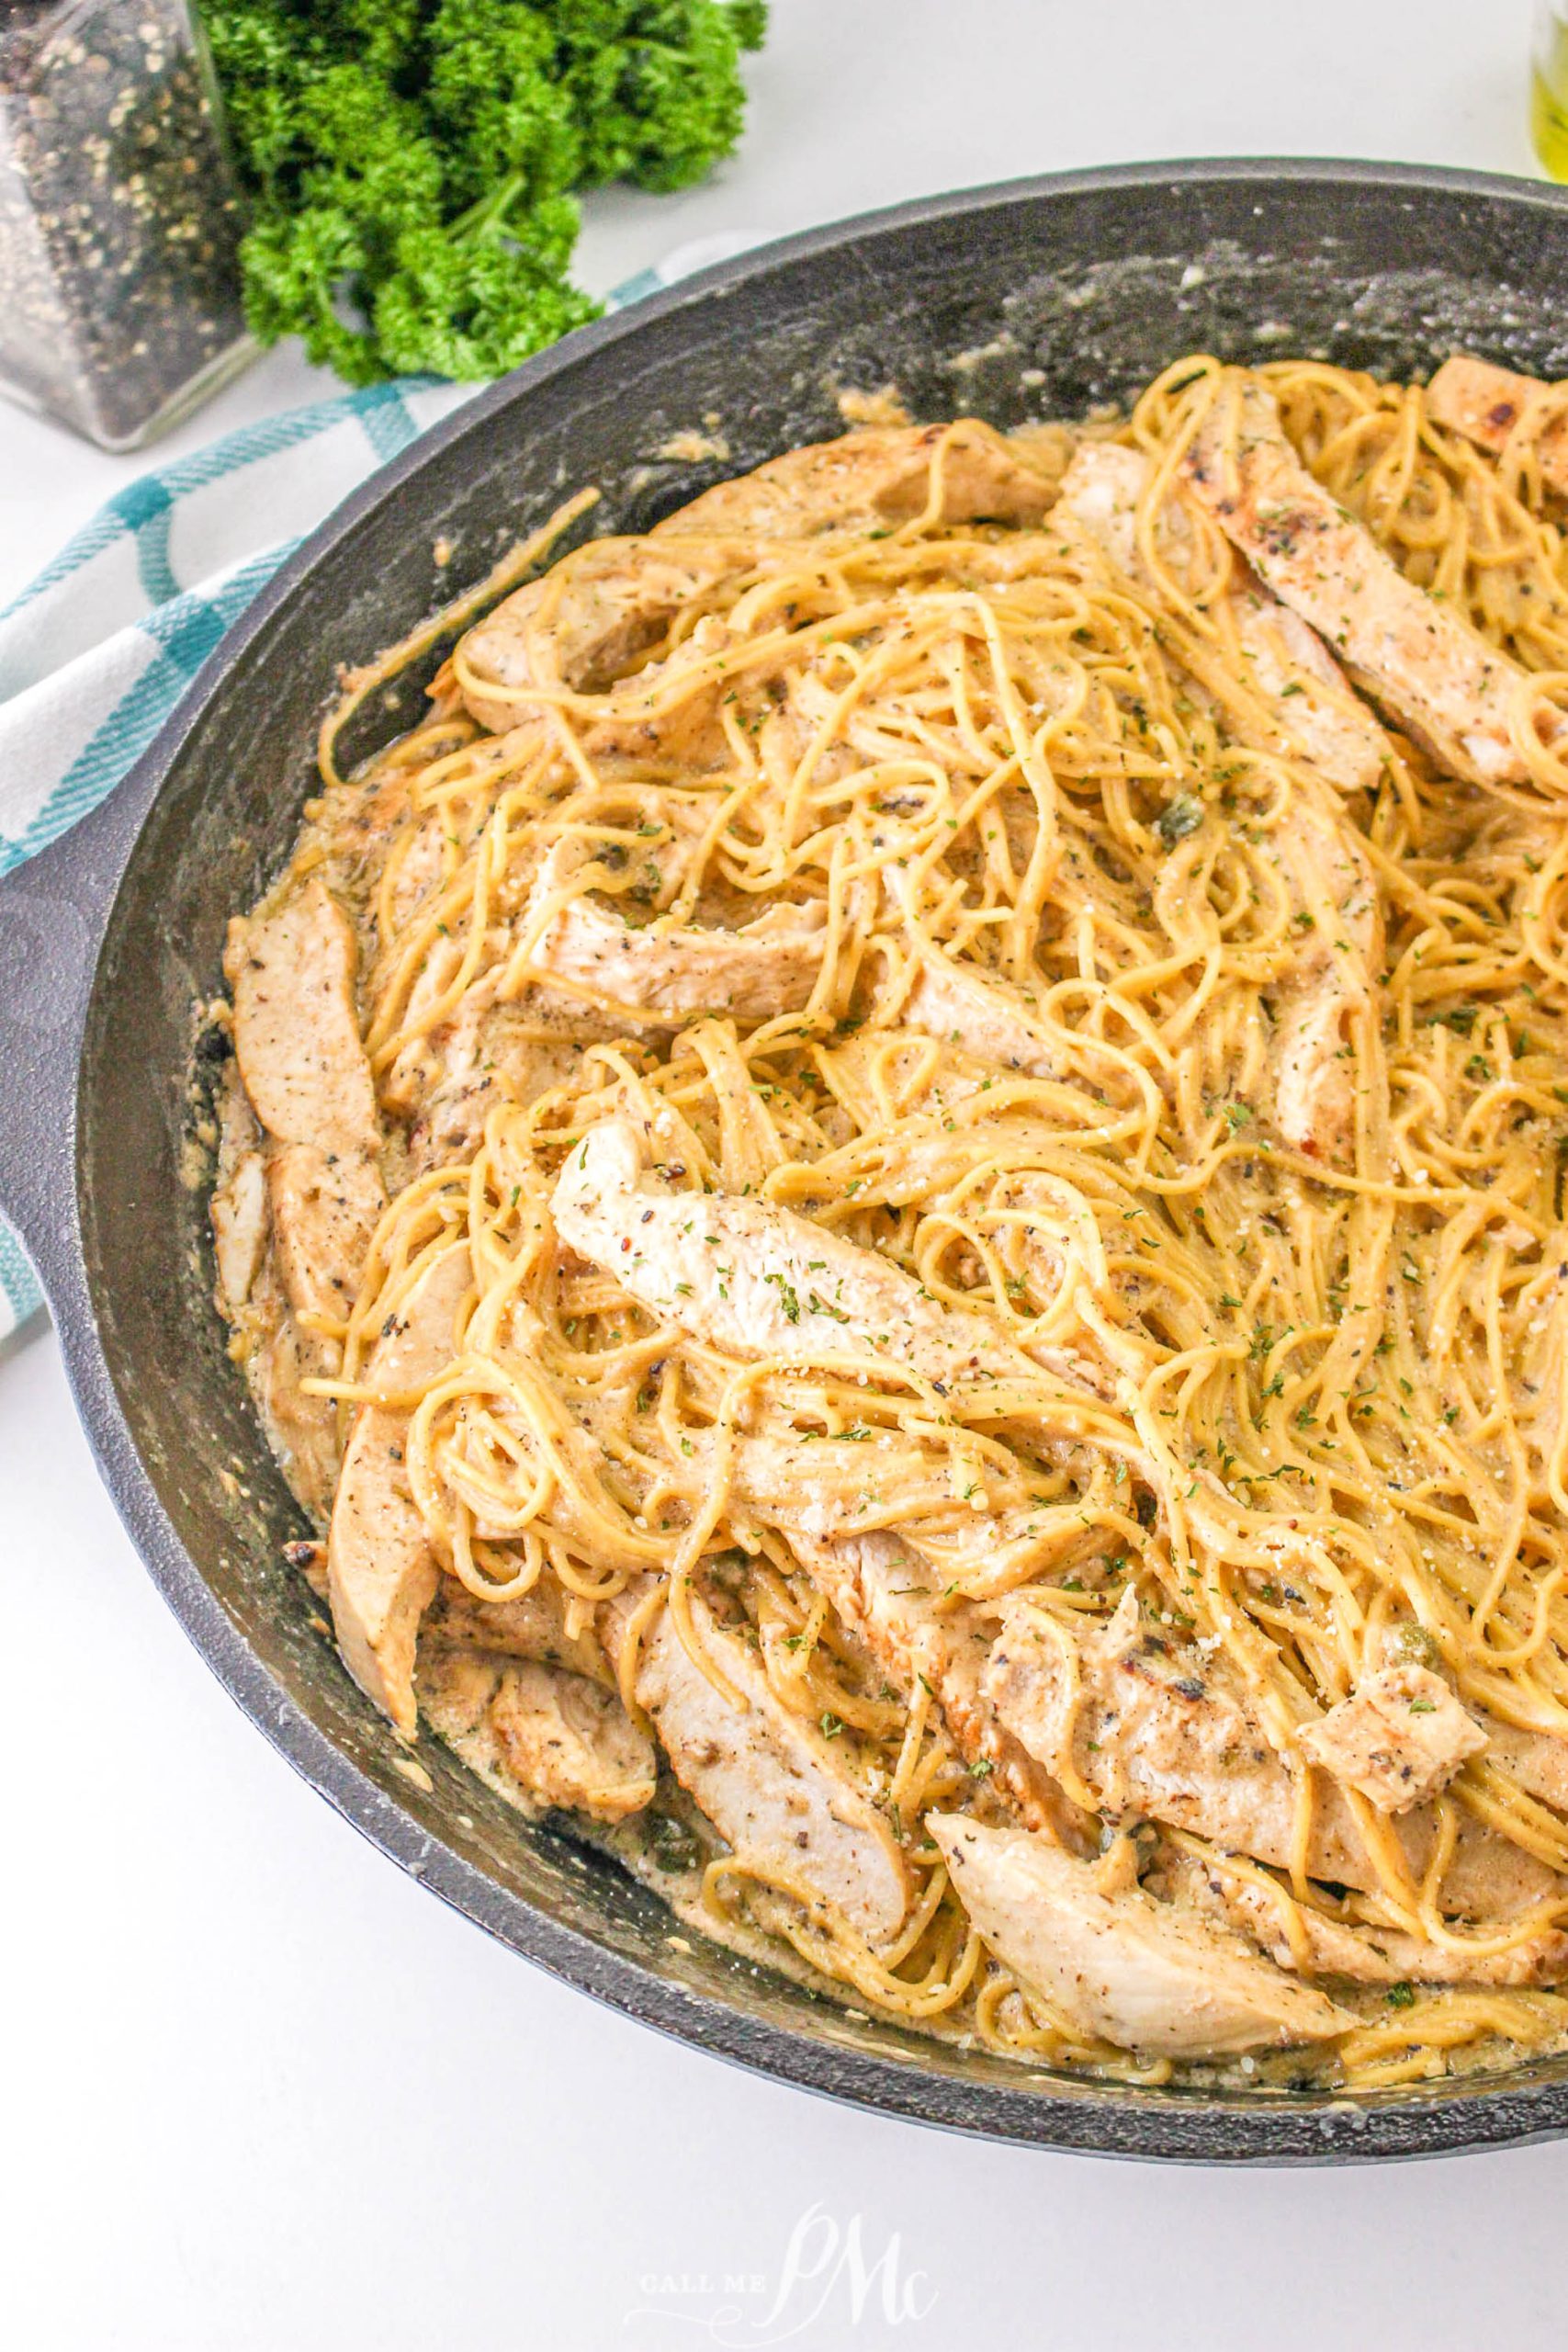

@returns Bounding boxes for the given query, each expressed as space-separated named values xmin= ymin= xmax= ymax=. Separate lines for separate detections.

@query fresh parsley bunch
xmin=202 ymin=0 xmax=768 ymax=383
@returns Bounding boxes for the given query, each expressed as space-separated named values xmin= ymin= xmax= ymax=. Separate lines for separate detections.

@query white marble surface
xmin=2 ymin=3 xmax=1562 ymax=2344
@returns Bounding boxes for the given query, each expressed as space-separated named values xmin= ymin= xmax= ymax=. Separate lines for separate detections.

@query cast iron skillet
xmin=8 ymin=160 xmax=1568 ymax=2164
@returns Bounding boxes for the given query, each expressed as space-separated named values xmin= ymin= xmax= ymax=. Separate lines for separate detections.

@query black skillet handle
xmin=0 ymin=744 xmax=166 ymax=1313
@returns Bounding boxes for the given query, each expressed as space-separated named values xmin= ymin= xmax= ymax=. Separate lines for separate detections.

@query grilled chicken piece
xmin=1049 ymin=438 xmax=1149 ymax=572
xmin=424 ymin=1577 xmax=610 ymax=1685
xmin=402 ymin=975 xmax=582 ymax=1173
xmin=789 ymin=1530 xmax=1070 ymax=1836
xmin=491 ymin=1659 xmax=656 ymax=1823
xmin=458 ymin=539 xmax=748 ymax=732
xmin=378 ymin=865 xmax=680 ymax=1142
xmin=983 ymin=1588 xmax=1310 ymax=1851
xmin=983 ymin=1590 xmax=1555 ymax=1914
xmin=881 ymin=852 xmax=1066 ymax=1080
xmin=258 ymin=1308 xmax=342 ymax=1522
xmin=1439 ymin=1821 xmax=1561 ymax=1917
xmin=1181 ymin=371 xmax=1539 ymax=786
xmin=1174 ymin=1849 xmax=1568 ymax=1988
xmin=1483 ymin=1719 xmax=1568 ymax=1812
xmin=376 ymin=933 xmax=471 ymax=1118
xmin=418 ymin=1646 xmax=656 ymax=1825
xmin=1055 ymin=441 xmax=1387 ymax=795
xmin=224 ymin=883 xmax=389 ymax=1455
xmin=665 ymin=1430 xmax=1079 ymax=1591
xmin=265 ymin=1142 xmax=386 ymax=1326
xmin=656 ymin=418 xmax=1055 ymax=541
xmin=520 ymin=839 xmax=828 ymax=1020
xmin=326 ymin=1243 xmax=471 ymax=1736
xmin=210 ymin=1148 xmax=268 ymax=1311
xmin=1427 ymin=353 xmax=1568 ymax=492
xmin=931 ymin=1815 xmax=1353 ymax=2055
xmin=1297 ymin=1664 xmax=1486 ymax=1815
xmin=900 ymin=952 xmax=1062 ymax=1079
xmin=603 ymin=1579 xmax=909 ymax=1945
xmin=551 ymin=1115 xmax=1040 ymax=1395
xmin=1266 ymin=790 xmax=1382 ymax=1168
xmin=224 ymin=879 xmax=388 ymax=1488
xmin=379 ymin=806 xmax=452 ymax=944
xmin=329 ymin=1425 xmax=438 ymax=1738
xmin=457 ymin=422 xmax=1055 ymax=735
xmin=226 ymin=877 xmax=382 ymax=1158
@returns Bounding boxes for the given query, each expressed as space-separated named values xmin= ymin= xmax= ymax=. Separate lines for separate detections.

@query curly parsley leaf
xmin=206 ymin=0 xmax=767 ymax=381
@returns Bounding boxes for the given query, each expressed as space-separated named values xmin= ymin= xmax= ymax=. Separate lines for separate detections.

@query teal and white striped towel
xmin=0 ymin=236 xmax=757 ymax=1344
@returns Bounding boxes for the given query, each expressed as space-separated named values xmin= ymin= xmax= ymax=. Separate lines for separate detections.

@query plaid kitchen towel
xmin=0 ymin=235 xmax=758 ymax=1343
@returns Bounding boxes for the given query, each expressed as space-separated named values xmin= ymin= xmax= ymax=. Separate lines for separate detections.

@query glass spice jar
xmin=0 ymin=0 xmax=254 ymax=450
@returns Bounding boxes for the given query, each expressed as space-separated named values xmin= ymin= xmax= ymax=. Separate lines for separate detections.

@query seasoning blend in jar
xmin=0 ymin=0 xmax=253 ymax=449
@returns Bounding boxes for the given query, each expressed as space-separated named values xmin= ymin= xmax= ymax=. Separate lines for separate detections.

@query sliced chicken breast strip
xmin=663 ymin=1430 xmax=1080 ymax=1591
xmin=327 ymin=1243 xmax=471 ymax=1736
xmin=1172 ymin=1849 xmax=1568 ymax=1988
xmin=788 ymin=1529 xmax=1072 ymax=1838
xmin=603 ymin=1579 xmax=910 ymax=1945
xmin=457 ymin=539 xmax=754 ymax=735
xmin=265 ymin=1143 xmax=387 ymax=1327
xmin=223 ymin=880 xmax=388 ymax=1404
xmin=258 ymin=1311 xmax=343 ymax=1522
xmin=419 ymin=1646 xmax=657 ymax=1826
xmin=490 ymin=1658 xmax=657 ymax=1823
xmin=931 ymin=1815 xmax=1353 ymax=2056
xmin=457 ymin=422 xmax=1055 ymax=735
xmin=424 ymin=1577 xmax=610 ymax=1685
xmin=210 ymin=1148 xmax=268 ymax=1311
xmin=401 ymin=975 xmax=581 ymax=1173
xmin=519 ymin=839 xmax=828 ymax=1020
xmin=1055 ymin=440 xmax=1388 ymax=795
xmin=551 ymin=1115 xmax=1043 ymax=1396
xmin=226 ymin=876 xmax=383 ymax=1159
xmin=654 ymin=417 xmax=1055 ymax=541
xmin=1181 ymin=371 xmax=1539 ymax=786
xmin=984 ymin=1586 xmax=1324 ymax=1852
xmin=982 ymin=1590 xmax=1557 ymax=1914
xmin=1296 ymin=1663 xmax=1486 ymax=1815
xmin=899 ymin=952 xmax=1064 ymax=1080
xmin=1055 ymin=445 xmax=1387 ymax=1168
xmin=1265 ymin=789 xmax=1383 ymax=1168
xmin=1427 ymin=353 xmax=1568 ymax=493
xmin=1483 ymin=1719 xmax=1568 ymax=1813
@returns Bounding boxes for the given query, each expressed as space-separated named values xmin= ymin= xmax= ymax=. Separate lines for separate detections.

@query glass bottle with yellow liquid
xmin=1532 ymin=3 xmax=1568 ymax=176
